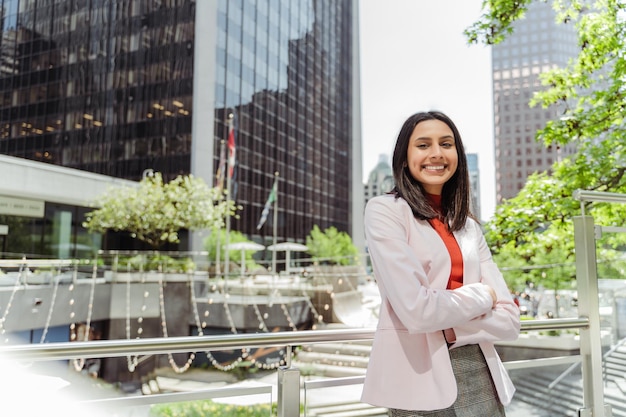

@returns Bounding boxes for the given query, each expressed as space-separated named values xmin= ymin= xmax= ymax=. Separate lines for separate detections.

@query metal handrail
xmin=0 ymin=318 xmax=587 ymax=361
xmin=0 ymin=318 xmax=591 ymax=416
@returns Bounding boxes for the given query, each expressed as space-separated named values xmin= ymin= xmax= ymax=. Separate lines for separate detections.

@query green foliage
xmin=467 ymin=0 xmax=626 ymax=292
xmin=464 ymin=0 xmax=533 ymax=44
xmin=204 ymin=230 xmax=264 ymax=271
xmin=149 ymin=399 xmax=275 ymax=417
xmin=114 ymin=254 xmax=195 ymax=273
xmin=83 ymin=173 xmax=237 ymax=249
xmin=305 ymin=225 xmax=359 ymax=265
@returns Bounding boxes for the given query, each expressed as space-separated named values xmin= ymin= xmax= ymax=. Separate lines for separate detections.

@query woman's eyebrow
xmin=414 ymin=135 xmax=454 ymax=141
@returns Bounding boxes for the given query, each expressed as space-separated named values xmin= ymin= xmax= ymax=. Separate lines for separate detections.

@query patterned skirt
xmin=388 ymin=344 xmax=506 ymax=417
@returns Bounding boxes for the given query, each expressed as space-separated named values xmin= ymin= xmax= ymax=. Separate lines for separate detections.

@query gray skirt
xmin=388 ymin=344 xmax=506 ymax=417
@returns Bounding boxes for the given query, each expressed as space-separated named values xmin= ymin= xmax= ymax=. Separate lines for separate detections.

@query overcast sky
xmin=359 ymin=0 xmax=496 ymax=220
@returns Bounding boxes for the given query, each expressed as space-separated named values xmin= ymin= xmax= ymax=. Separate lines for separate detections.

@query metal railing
xmin=1 ymin=189 xmax=624 ymax=416
xmin=0 ymin=318 xmax=590 ymax=416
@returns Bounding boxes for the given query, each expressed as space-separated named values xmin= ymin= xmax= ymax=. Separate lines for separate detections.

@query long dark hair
xmin=390 ymin=111 xmax=475 ymax=231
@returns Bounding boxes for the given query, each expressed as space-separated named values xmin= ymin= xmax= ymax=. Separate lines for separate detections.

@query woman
xmin=361 ymin=111 xmax=520 ymax=416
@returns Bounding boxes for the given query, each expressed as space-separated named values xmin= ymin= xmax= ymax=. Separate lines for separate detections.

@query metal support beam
xmin=574 ymin=216 xmax=611 ymax=417
xmin=277 ymin=365 xmax=300 ymax=417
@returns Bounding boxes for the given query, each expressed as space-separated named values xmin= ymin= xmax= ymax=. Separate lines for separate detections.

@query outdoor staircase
xmin=294 ymin=340 xmax=387 ymax=417
xmin=294 ymin=337 xmax=626 ymax=417
xmin=604 ymin=341 xmax=626 ymax=389
xmin=511 ymin=369 xmax=626 ymax=416
xmin=509 ymin=341 xmax=626 ymax=417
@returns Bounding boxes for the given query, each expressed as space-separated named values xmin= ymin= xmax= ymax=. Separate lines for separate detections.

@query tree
xmin=465 ymin=0 xmax=626 ymax=291
xmin=305 ymin=225 xmax=359 ymax=266
xmin=203 ymin=229 xmax=263 ymax=271
xmin=83 ymin=173 xmax=237 ymax=249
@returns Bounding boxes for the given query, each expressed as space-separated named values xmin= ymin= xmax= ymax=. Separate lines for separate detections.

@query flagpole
xmin=215 ymin=139 xmax=226 ymax=277
xmin=224 ymin=113 xmax=235 ymax=287
xmin=271 ymin=171 xmax=279 ymax=274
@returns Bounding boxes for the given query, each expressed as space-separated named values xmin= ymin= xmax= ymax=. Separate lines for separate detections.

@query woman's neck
xmin=425 ymin=192 xmax=442 ymax=213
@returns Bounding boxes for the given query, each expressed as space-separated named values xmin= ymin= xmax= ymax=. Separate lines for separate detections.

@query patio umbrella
xmin=267 ymin=242 xmax=308 ymax=274
xmin=225 ymin=242 xmax=265 ymax=275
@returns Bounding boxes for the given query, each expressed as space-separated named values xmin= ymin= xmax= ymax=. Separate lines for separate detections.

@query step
xmin=303 ymin=342 xmax=372 ymax=356
xmin=513 ymin=379 xmax=582 ymax=406
xmin=308 ymin=401 xmax=382 ymax=415
xmin=292 ymin=361 xmax=367 ymax=378
xmin=604 ymin=360 xmax=626 ymax=373
xmin=616 ymin=378 xmax=626 ymax=395
xmin=296 ymin=350 xmax=370 ymax=368
xmin=510 ymin=374 xmax=582 ymax=415
xmin=316 ymin=407 xmax=388 ymax=417
xmin=308 ymin=403 xmax=388 ymax=417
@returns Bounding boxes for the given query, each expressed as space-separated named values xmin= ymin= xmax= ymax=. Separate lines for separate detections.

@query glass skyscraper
xmin=0 ymin=0 xmax=362 ymax=252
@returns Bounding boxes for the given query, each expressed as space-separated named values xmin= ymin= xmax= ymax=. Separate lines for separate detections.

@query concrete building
xmin=467 ymin=153 xmax=481 ymax=221
xmin=0 ymin=1 xmax=363 ymax=256
xmin=492 ymin=2 xmax=578 ymax=202
xmin=363 ymin=153 xmax=393 ymax=206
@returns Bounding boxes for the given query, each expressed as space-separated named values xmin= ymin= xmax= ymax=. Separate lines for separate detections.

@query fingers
xmin=484 ymin=284 xmax=497 ymax=309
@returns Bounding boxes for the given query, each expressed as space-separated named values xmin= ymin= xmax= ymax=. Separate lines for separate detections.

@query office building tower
xmin=364 ymin=153 xmax=393 ymax=206
xmin=0 ymin=1 xmax=363 ymax=254
xmin=466 ymin=153 xmax=481 ymax=220
xmin=492 ymin=2 xmax=578 ymax=202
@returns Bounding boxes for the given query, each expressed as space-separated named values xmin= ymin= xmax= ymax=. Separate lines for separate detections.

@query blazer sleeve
xmin=452 ymin=222 xmax=521 ymax=346
xmin=365 ymin=196 xmax=495 ymax=334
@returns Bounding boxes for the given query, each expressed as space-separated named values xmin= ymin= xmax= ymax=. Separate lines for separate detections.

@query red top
xmin=426 ymin=194 xmax=463 ymax=290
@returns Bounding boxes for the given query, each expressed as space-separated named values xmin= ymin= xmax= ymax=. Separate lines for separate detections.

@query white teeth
xmin=423 ymin=165 xmax=444 ymax=170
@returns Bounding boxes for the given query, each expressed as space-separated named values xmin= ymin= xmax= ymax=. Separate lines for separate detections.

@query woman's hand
xmin=484 ymin=284 xmax=497 ymax=309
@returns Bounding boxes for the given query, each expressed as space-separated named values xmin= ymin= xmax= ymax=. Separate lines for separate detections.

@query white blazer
xmin=361 ymin=194 xmax=520 ymax=411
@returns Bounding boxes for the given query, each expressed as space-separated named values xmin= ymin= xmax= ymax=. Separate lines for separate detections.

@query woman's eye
xmin=417 ymin=143 xmax=428 ymax=149
xmin=441 ymin=142 xmax=454 ymax=148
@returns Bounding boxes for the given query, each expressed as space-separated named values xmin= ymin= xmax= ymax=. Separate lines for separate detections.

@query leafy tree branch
xmin=83 ymin=173 xmax=237 ymax=249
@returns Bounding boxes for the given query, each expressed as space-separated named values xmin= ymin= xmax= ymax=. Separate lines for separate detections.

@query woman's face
xmin=406 ymin=119 xmax=458 ymax=195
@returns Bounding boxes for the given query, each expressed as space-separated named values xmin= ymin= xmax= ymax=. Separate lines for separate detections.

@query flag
xmin=256 ymin=178 xmax=277 ymax=230
xmin=227 ymin=123 xmax=236 ymax=179
xmin=215 ymin=140 xmax=226 ymax=192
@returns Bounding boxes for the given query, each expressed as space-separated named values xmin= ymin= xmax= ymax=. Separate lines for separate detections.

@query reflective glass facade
xmin=215 ymin=0 xmax=355 ymax=243
xmin=0 ymin=0 xmax=195 ymax=179
xmin=492 ymin=2 xmax=578 ymax=201
xmin=0 ymin=0 xmax=359 ymax=248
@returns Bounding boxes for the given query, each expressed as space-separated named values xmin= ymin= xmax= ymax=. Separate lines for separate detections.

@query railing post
xmin=277 ymin=345 xmax=300 ymax=417
xmin=573 ymin=216 xmax=610 ymax=417
xmin=277 ymin=366 xmax=300 ymax=416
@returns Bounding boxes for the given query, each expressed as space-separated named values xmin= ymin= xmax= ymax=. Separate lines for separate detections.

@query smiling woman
xmin=361 ymin=111 xmax=520 ymax=416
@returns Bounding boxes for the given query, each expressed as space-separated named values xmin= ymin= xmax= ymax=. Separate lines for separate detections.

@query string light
xmin=39 ymin=264 xmax=65 ymax=343
xmin=0 ymin=261 xmax=27 ymax=343
xmin=125 ymin=259 xmax=149 ymax=372
xmin=158 ymin=274 xmax=195 ymax=373
xmin=0 ymin=254 xmax=339 ymax=375
xmin=71 ymin=263 xmax=97 ymax=372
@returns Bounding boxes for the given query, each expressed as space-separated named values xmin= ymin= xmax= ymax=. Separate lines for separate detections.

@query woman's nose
xmin=429 ymin=144 xmax=443 ymax=158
